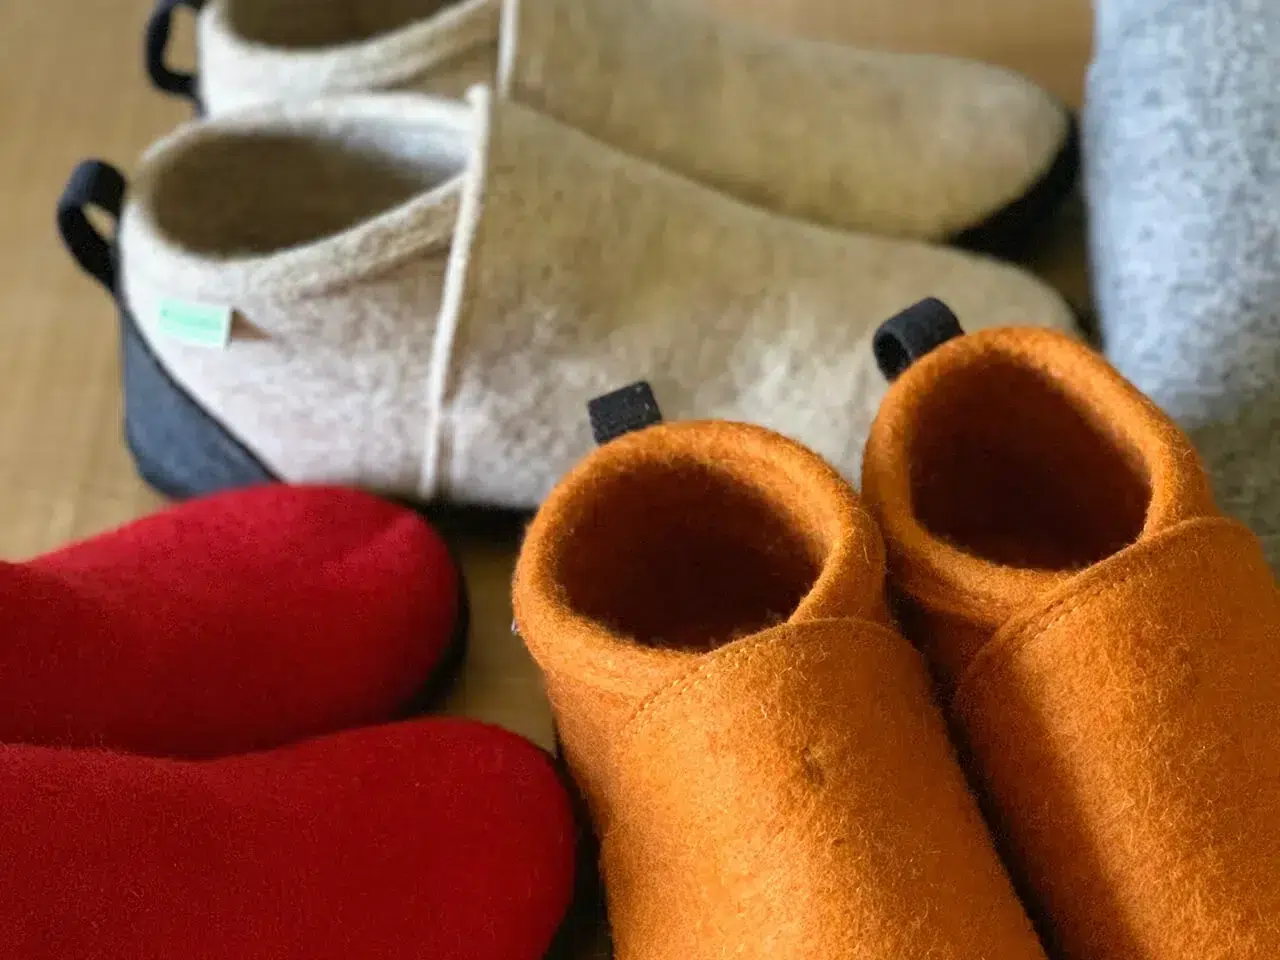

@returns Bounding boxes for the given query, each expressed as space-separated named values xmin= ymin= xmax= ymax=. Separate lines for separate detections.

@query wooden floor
xmin=0 ymin=1 xmax=1090 ymax=955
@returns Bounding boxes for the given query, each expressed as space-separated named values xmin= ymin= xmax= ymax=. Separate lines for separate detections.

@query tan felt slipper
xmin=511 ymin=415 xmax=1051 ymax=960
xmin=862 ymin=308 xmax=1280 ymax=960
xmin=152 ymin=0 xmax=1077 ymax=251
xmin=109 ymin=89 xmax=1075 ymax=509
xmin=697 ymin=0 xmax=1093 ymax=108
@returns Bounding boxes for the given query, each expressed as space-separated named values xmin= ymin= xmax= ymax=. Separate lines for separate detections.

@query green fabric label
xmin=155 ymin=299 xmax=232 ymax=349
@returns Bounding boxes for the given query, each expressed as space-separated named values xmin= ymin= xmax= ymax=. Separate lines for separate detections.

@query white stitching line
xmin=419 ymin=85 xmax=493 ymax=500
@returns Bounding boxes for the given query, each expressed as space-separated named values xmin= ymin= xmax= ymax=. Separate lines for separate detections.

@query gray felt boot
xmin=1086 ymin=0 xmax=1280 ymax=574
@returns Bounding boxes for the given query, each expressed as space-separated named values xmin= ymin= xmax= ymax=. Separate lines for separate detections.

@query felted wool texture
xmin=498 ymin=0 xmax=1072 ymax=241
xmin=0 ymin=718 xmax=578 ymax=960
xmin=198 ymin=0 xmax=500 ymax=113
xmin=862 ymin=326 xmax=1280 ymax=960
xmin=119 ymin=89 xmax=1077 ymax=509
xmin=0 ymin=485 xmax=460 ymax=759
xmin=695 ymin=0 xmax=1093 ymax=107
xmin=434 ymin=89 xmax=1079 ymax=506
xmin=512 ymin=421 xmax=1050 ymax=960
xmin=1086 ymin=0 xmax=1280 ymax=574
xmin=119 ymin=94 xmax=469 ymax=496
xmin=195 ymin=0 xmax=1073 ymax=242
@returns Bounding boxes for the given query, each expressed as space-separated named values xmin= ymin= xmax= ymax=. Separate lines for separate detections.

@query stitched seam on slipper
xmin=952 ymin=517 xmax=1257 ymax=714
xmin=419 ymin=86 xmax=491 ymax=501
xmin=618 ymin=617 xmax=919 ymax=749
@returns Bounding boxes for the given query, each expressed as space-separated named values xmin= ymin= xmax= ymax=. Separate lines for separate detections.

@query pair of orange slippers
xmin=514 ymin=300 xmax=1280 ymax=960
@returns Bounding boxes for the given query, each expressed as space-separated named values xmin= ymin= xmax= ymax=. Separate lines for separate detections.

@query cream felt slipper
xmin=146 ymin=0 xmax=1078 ymax=253
xmin=61 ymin=89 xmax=1076 ymax=510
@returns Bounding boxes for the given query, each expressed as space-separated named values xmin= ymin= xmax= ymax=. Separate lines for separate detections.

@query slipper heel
xmin=119 ymin=305 xmax=275 ymax=499
xmin=58 ymin=159 xmax=273 ymax=500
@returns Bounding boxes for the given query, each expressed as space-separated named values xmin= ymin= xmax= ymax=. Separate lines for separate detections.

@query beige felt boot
xmin=108 ymin=89 xmax=1076 ymax=508
xmin=698 ymin=0 xmax=1093 ymax=107
xmin=149 ymin=0 xmax=1077 ymax=252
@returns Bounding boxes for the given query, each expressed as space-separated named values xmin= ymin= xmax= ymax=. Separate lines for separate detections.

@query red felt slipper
xmin=0 ymin=718 xmax=578 ymax=960
xmin=0 ymin=485 xmax=464 ymax=758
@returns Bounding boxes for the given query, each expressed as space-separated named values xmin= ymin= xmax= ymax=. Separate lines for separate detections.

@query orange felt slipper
xmin=512 ymin=396 xmax=1050 ymax=960
xmin=863 ymin=301 xmax=1280 ymax=960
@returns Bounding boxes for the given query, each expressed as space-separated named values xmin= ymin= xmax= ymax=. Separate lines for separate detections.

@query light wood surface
xmin=0 ymin=2 xmax=1089 ymax=955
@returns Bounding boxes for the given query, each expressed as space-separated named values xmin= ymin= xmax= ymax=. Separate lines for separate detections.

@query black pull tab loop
xmin=145 ymin=0 xmax=205 ymax=107
xmin=57 ymin=160 xmax=127 ymax=296
xmin=588 ymin=382 xmax=663 ymax=445
xmin=872 ymin=298 xmax=965 ymax=382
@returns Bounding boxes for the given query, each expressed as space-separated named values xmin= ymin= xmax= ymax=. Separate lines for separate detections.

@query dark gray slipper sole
xmin=121 ymin=303 xmax=275 ymax=498
xmin=121 ymin=303 xmax=530 ymax=532
xmin=950 ymin=112 xmax=1082 ymax=260
xmin=121 ymin=303 xmax=472 ymax=710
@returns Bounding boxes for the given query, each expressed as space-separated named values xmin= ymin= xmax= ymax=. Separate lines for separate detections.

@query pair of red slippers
xmin=0 ymin=486 xmax=578 ymax=959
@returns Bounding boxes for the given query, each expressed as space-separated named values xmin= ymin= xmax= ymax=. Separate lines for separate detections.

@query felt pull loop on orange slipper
xmin=864 ymin=310 xmax=1216 ymax=694
xmin=863 ymin=307 xmax=1280 ymax=960
xmin=514 ymin=411 xmax=1050 ymax=960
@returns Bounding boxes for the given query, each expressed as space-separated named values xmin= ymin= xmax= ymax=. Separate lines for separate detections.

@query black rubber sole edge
xmin=543 ymin=728 xmax=609 ymax=958
xmin=949 ymin=111 xmax=1082 ymax=260
xmin=121 ymin=303 xmax=531 ymax=529
xmin=120 ymin=303 xmax=473 ymax=711
xmin=542 ymin=808 xmax=607 ymax=960
xmin=193 ymin=86 xmax=1073 ymax=263
xmin=120 ymin=302 xmax=276 ymax=499
xmin=397 ymin=560 xmax=472 ymax=718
